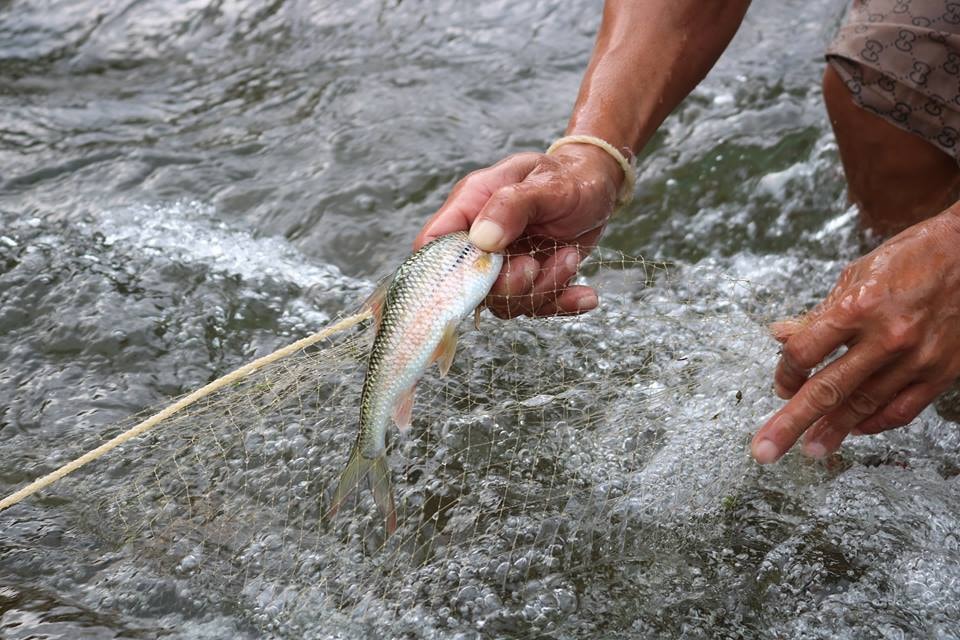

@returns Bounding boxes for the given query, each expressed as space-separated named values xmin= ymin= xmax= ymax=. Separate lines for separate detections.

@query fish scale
xmin=327 ymin=231 xmax=502 ymax=535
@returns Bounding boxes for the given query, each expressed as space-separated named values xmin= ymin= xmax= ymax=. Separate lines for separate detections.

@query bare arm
xmin=567 ymin=0 xmax=752 ymax=156
xmin=415 ymin=0 xmax=751 ymax=317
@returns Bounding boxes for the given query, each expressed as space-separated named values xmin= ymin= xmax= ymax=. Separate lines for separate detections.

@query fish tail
xmin=369 ymin=456 xmax=397 ymax=536
xmin=326 ymin=446 xmax=398 ymax=537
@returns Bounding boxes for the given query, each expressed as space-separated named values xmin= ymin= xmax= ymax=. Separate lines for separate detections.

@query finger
xmin=414 ymin=153 xmax=541 ymax=250
xmin=530 ymin=246 xmax=581 ymax=309
xmin=485 ymin=254 xmax=539 ymax=319
xmin=531 ymin=285 xmax=598 ymax=317
xmin=752 ymin=341 xmax=889 ymax=464
xmin=852 ymin=381 xmax=950 ymax=435
xmin=507 ymin=247 xmax=582 ymax=318
xmin=769 ymin=316 xmax=806 ymax=344
xmin=774 ymin=311 xmax=858 ymax=399
xmin=801 ymin=362 xmax=914 ymax=458
xmin=469 ymin=171 xmax=577 ymax=253
xmin=773 ymin=353 xmax=812 ymax=400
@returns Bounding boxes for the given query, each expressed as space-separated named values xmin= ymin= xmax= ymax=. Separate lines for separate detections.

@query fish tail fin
xmin=369 ymin=456 xmax=397 ymax=536
xmin=325 ymin=446 xmax=397 ymax=537
xmin=326 ymin=446 xmax=370 ymax=521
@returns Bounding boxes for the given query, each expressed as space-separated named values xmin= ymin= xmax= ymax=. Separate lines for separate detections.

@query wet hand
xmin=414 ymin=144 xmax=623 ymax=318
xmin=752 ymin=208 xmax=960 ymax=464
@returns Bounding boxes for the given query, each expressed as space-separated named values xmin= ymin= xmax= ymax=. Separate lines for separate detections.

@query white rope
xmin=0 ymin=311 xmax=371 ymax=513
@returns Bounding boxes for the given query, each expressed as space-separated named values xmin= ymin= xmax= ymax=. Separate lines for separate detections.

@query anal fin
xmin=392 ymin=386 xmax=416 ymax=432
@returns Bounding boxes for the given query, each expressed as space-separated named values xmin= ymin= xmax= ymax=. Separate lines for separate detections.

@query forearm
xmin=566 ymin=0 xmax=752 ymax=155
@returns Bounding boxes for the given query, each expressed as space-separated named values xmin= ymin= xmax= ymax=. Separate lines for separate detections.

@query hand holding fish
xmin=753 ymin=208 xmax=960 ymax=463
xmin=414 ymin=144 xmax=623 ymax=318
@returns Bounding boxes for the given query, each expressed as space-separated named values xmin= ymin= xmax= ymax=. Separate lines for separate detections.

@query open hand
xmin=752 ymin=209 xmax=960 ymax=463
xmin=414 ymin=144 xmax=623 ymax=318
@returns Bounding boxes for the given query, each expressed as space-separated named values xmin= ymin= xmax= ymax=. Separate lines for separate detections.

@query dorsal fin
xmin=360 ymin=275 xmax=392 ymax=331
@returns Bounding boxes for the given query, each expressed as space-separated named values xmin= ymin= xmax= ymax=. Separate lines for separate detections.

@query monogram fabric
xmin=828 ymin=0 xmax=960 ymax=159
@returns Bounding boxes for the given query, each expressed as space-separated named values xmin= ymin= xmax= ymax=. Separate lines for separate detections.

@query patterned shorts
xmin=827 ymin=0 xmax=960 ymax=160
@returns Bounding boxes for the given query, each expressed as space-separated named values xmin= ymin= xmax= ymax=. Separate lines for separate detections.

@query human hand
xmin=414 ymin=143 xmax=623 ymax=317
xmin=752 ymin=208 xmax=960 ymax=464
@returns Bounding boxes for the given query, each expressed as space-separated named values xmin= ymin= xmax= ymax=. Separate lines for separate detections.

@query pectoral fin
xmin=392 ymin=385 xmax=416 ymax=432
xmin=431 ymin=321 xmax=458 ymax=377
xmin=474 ymin=306 xmax=482 ymax=330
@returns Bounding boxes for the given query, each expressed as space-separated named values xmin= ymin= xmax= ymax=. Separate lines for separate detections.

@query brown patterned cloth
xmin=827 ymin=0 xmax=960 ymax=160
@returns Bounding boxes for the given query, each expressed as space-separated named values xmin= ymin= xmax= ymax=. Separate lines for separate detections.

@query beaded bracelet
xmin=545 ymin=134 xmax=637 ymax=209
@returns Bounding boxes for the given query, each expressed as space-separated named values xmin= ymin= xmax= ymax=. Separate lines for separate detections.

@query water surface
xmin=2 ymin=1 xmax=959 ymax=638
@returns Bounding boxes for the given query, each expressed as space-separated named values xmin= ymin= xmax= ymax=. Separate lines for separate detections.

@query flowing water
xmin=2 ymin=1 xmax=959 ymax=638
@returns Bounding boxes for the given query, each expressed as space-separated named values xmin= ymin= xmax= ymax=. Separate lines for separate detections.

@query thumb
xmin=469 ymin=175 xmax=574 ymax=252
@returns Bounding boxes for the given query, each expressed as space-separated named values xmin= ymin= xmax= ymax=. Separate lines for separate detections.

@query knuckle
xmin=460 ymin=169 xmax=486 ymax=190
xmin=490 ymin=183 xmax=526 ymax=207
xmin=806 ymin=376 xmax=845 ymax=413
xmin=534 ymin=153 xmax=561 ymax=172
xmin=846 ymin=389 xmax=880 ymax=417
xmin=913 ymin=341 xmax=941 ymax=373
xmin=884 ymin=402 xmax=916 ymax=427
xmin=878 ymin=321 xmax=919 ymax=354
xmin=835 ymin=297 xmax=873 ymax=323
xmin=783 ymin=340 xmax=815 ymax=371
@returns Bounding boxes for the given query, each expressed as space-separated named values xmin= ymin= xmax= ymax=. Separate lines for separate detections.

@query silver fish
xmin=326 ymin=231 xmax=503 ymax=535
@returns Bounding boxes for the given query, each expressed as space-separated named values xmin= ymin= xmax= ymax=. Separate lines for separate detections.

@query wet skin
xmin=413 ymin=0 xmax=960 ymax=463
xmin=751 ymin=66 xmax=960 ymax=462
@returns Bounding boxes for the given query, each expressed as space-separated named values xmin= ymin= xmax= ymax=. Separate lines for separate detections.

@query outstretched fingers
xmin=752 ymin=341 xmax=892 ymax=464
xmin=800 ymin=363 xmax=915 ymax=457
xmin=773 ymin=312 xmax=857 ymax=399
xmin=852 ymin=380 xmax=952 ymax=435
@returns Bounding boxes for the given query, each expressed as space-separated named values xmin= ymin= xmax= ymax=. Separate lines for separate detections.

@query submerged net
xmin=2 ymin=247 xmax=796 ymax=638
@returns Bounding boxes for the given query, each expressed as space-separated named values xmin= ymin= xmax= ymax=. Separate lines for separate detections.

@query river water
xmin=2 ymin=1 xmax=959 ymax=638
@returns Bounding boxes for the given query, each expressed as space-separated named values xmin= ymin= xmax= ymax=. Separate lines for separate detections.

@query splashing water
xmin=2 ymin=0 xmax=959 ymax=638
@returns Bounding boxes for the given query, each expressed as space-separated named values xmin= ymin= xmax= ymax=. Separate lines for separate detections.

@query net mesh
xmin=12 ymin=249 xmax=788 ymax=638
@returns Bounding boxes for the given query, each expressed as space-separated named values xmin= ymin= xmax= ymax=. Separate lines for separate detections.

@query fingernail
xmin=576 ymin=291 xmax=598 ymax=312
xmin=563 ymin=251 xmax=579 ymax=274
xmin=752 ymin=439 xmax=780 ymax=465
xmin=803 ymin=441 xmax=827 ymax=459
xmin=469 ymin=220 xmax=504 ymax=251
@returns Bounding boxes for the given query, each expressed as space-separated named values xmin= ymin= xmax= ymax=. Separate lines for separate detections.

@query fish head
xmin=472 ymin=251 xmax=497 ymax=274
xmin=470 ymin=248 xmax=503 ymax=287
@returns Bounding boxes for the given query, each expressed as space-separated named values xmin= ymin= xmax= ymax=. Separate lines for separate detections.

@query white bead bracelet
xmin=545 ymin=134 xmax=637 ymax=209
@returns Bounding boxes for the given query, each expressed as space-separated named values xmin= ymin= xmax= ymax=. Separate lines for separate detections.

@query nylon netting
xmin=4 ymin=248 xmax=788 ymax=638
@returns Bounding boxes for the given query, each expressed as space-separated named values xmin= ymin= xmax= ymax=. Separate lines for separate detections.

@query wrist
xmin=552 ymin=142 xmax=623 ymax=186
xmin=550 ymin=143 xmax=623 ymax=209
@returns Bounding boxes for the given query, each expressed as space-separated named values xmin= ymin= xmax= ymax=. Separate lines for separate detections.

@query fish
xmin=325 ymin=231 xmax=503 ymax=536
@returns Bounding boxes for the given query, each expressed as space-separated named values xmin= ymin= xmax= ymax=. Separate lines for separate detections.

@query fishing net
xmin=1 ymin=244 xmax=803 ymax=639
